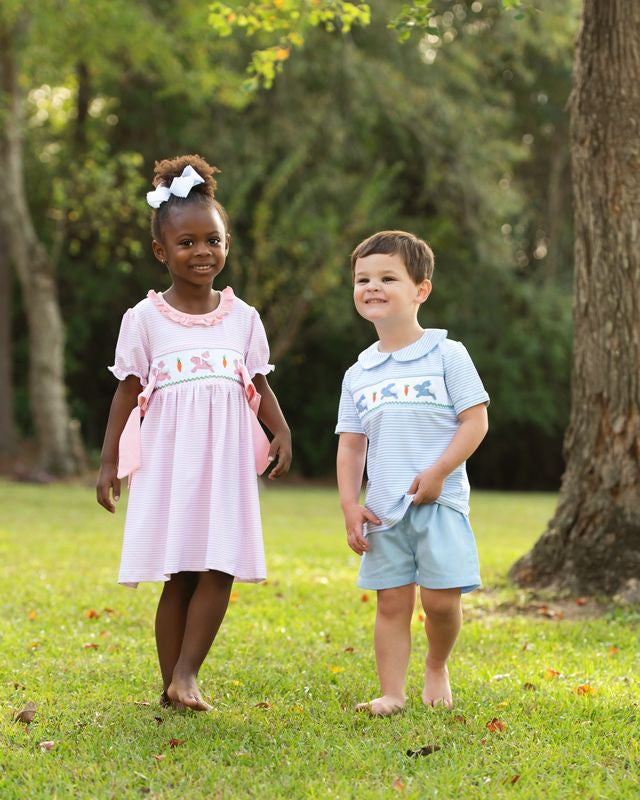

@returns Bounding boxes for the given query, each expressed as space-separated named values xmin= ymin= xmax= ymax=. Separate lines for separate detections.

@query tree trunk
xmin=0 ymin=243 xmax=17 ymax=457
xmin=0 ymin=19 xmax=82 ymax=476
xmin=510 ymin=0 xmax=640 ymax=598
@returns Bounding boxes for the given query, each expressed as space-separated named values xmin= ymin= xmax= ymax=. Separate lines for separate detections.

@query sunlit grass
xmin=0 ymin=482 xmax=638 ymax=799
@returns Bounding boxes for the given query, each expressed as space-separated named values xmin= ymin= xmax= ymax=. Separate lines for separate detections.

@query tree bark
xmin=0 ymin=243 xmax=17 ymax=457
xmin=510 ymin=0 xmax=640 ymax=598
xmin=0 ymin=19 xmax=82 ymax=476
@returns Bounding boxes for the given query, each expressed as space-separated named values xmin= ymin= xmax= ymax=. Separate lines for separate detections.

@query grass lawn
xmin=0 ymin=482 xmax=638 ymax=799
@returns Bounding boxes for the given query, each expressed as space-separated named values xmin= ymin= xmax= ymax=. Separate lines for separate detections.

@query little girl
xmin=96 ymin=154 xmax=291 ymax=712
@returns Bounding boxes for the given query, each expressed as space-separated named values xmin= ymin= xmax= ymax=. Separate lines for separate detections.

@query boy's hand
xmin=96 ymin=464 xmax=121 ymax=513
xmin=343 ymin=503 xmax=380 ymax=555
xmin=408 ymin=468 xmax=445 ymax=505
xmin=267 ymin=430 xmax=292 ymax=479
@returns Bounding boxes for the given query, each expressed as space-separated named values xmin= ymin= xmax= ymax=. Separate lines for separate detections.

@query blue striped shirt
xmin=336 ymin=329 xmax=489 ymax=532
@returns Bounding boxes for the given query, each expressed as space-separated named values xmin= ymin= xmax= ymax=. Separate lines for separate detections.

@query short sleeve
xmin=335 ymin=372 xmax=365 ymax=435
xmin=245 ymin=309 xmax=274 ymax=378
xmin=441 ymin=340 xmax=490 ymax=416
xmin=108 ymin=308 xmax=151 ymax=386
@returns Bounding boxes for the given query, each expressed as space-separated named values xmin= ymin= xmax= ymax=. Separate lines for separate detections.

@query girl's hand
xmin=408 ymin=467 xmax=445 ymax=505
xmin=266 ymin=429 xmax=292 ymax=479
xmin=343 ymin=503 xmax=380 ymax=555
xmin=96 ymin=464 xmax=121 ymax=513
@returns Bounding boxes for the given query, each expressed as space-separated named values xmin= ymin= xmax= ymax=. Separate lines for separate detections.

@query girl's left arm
xmin=253 ymin=374 xmax=292 ymax=479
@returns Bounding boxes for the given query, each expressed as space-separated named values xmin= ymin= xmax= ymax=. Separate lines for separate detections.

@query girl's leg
xmin=167 ymin=569 xmax=234 ymax=711
xmin=155 ymin=572 xmax=199 ymax=699
xmin=356 ymin=583 xmax=415 ymax=716
xmin=419 ymin=587 xmax=462 ymax=709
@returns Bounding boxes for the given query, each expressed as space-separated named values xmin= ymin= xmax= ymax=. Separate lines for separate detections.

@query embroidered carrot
xmin=223 ymin=355 xmax=227 ymax=368
xmin=372 ymin=392 xmax=377 ymax=403
xmin=404 ymin=385 xmax=409 ymax=396
xmin=177 ymin=358 xmax=182 ymax=372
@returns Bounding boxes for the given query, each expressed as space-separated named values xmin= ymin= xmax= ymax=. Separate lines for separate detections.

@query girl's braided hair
xmin=150 ymin=154 xmax=229 ymax=240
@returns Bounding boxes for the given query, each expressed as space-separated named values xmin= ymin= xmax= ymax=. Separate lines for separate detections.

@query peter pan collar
xmin=357 ymin=329 xmax=448 ymax=370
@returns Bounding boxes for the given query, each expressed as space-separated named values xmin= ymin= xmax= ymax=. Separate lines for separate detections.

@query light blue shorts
xmin=357 ymin=502 xmax=481 ymax=593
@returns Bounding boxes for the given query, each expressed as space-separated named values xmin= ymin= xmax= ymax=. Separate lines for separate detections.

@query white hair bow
xmin=146 ymin=165 xmax=205 ymax=208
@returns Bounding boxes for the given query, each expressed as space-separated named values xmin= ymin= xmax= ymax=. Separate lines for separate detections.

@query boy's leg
xmin=167 ymin=570 xmax=234 ymax=711
xmin=155 ymin=572 xmax=199 ymax=702
xmin=357 ymin=583 xmax=415 ymax=716
xmin=419 ymin=587 xmax=462 ymax=709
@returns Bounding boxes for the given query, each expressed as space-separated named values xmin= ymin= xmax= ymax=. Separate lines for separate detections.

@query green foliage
xmin=1 ymin=484 xmax=640 ymax=798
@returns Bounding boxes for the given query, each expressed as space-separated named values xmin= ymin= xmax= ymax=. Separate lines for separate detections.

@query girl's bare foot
xmin=422 ymin=662 xmax=453 ymax=709
xmin=167 ymin=677 xmax=212 ymax=712
xmin=356 ymin=694 xmax=406 ymax=716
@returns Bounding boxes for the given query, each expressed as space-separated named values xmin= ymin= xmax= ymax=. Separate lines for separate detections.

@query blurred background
xmin=1 ymin=0 xmax=580 ymax=488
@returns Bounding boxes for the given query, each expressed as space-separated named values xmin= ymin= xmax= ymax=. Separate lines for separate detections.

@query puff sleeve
xmin=245 ymin=309 xmax=274 ymax=379
xmin=108 ymin=308 xmax=151 ymax=387
xmin=335 ymin=370 xmax=365 ymax=435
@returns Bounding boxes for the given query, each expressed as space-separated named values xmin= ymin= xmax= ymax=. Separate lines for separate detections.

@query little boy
xmin=336 ymin=230 xmax=489 ymax=715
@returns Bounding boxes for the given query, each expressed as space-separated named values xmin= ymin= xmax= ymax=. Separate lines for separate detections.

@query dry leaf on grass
xmin=86 ymin=609 xmax=100 ymax=619
xmin=153 ymin=754 xmax=166 ymax=761
xmin=573 ymin=684 xmax=596 ymax=696
xmin=39 ymin=740 xmax=55 ymax=751
xmin=406 ymin=745 xmax=441 ymax=757
xmin=453 ymin=714 xmax=467 ymax=724
xmin=361 ymin=593 xmax=370 ymax=603
xmin=82 ymin=643 xmax=98 ymax=650
xmin=392 ymin=777 xmax=405 ymax=791
xmin=168 ymin=738 xmax=186 ymax=748
xmin=523 ymin=683 xmax=537 ymax=691
xmin=254 ymin=702 xmax=272 ymax=709
xmin=545 ymin=668 xmax=561 ymax=679
xmin=14 ymin=701 xmax=37 ymax=724
xmin=486 ymin=718 xmax=507 ymax=733
xmin=134 ymin=701 xmax=151 ymax=706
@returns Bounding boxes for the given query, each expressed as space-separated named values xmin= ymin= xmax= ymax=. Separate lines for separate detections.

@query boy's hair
xmin=351 ymin=230 xmax=435 ymax=284
xmin=150 ymin=154 xmax=230 ymax=240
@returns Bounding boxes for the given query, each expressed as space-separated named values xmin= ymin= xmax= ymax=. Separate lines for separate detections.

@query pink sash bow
xmin=117 ymin=364 xmax=271 ymax=480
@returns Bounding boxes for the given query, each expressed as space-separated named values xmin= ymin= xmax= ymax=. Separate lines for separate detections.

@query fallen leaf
xmin=503 ymin=775 xmax=521 ymax=785
xmin=453 ymin=714 xmax=467 ymax=724
xmin=229 ymin=592 xmax=240 ymax=603
xmin=14 ymin=701 xmax=37 ymax=724
xmin=575 ymin=597 xmax=588 ymax=606
xmin=82 ymin=642 xmax=98 ymax=650
xmin=86 ymin=609 xmax=100 ymax=619
xmin=407 ymin=745 xmax=441 ymax=757
xmin=153 ymin=754 xmax=166 ymax=761
xmin=154 ymin=717 xmax=163 ymax=725
xmin=343 ymin=646 xmax=354 ymax=653
xmin=480 ymin=738 xmax=487 ymax=746
xmin=545 ymin=668 xmax=561 ymax=679
xmin=39 ymin=740 xmax=55 ymax=751
xmin=361 ymin=593 xmax=370 ymax=603
xmin=103 ymin=608 xmax=115 ymax=614
xmin=486 ymin=718 xmax=507 ymax=733
xmin=330 ymin=666 xmax=345 ymax=674
xmin=28 ymin=610 xmax=38 ymax=621
xmin=523 ymin=683 xmax=537 ymax=691
xmin=134 ymin=701 xmax=151 ymax=706
xmin=254 ymin=702 xmax=272 ymax=709
xmin=608 ymin=645 xmax=619 ymax=654
xmin=573 ymin=684 xmax=596 ymax=696
xmin=168 ymin=738 xmax=186 ymax=748
xmin=392 ymin=777 xmax=405 ymax=791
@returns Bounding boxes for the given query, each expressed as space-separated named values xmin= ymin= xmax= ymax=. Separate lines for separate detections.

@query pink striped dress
xmin=109 ymin=287 xmax=271 ymax=587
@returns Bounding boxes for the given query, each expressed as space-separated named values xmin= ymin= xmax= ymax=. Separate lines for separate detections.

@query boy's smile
xmin=353 ymin=253 xmax=431 ymax=329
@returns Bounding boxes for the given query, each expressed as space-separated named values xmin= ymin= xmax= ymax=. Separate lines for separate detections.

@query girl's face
xmin=152 ymin=203 xmax=230 ymax=289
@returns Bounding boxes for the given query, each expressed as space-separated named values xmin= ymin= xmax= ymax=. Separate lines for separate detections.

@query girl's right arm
xmin=336 ymin=432 xmax=380 ymax=555
xmin=96 ymin=375 xmax=142 ymax=513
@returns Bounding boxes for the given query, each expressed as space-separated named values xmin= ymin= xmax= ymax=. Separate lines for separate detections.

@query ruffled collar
xmin=148 ymin=287 xmax=234 ymax=327
xmin=358 ymin=329 xmax=448 ymax=369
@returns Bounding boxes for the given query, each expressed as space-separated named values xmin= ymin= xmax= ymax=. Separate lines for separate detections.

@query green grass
xmin=0 ymin=483 xmax=638 ymax=799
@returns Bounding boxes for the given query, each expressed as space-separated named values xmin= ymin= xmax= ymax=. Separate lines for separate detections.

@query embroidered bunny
xmin=153 ymin=361 xmax=171 ymax=382
xmin=355 ymin=394 xmax=368 ymax=414
xmin=190 ymin=351 xmax=215 ymax=373
xmin=414 ymin=380 xmax=436 ymax=400
xmin=381 ymin=383 xmax=398 ymax=400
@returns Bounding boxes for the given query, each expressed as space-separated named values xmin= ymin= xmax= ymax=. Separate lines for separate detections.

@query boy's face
xmin=353 ymin=253 xmax=431 ymax=326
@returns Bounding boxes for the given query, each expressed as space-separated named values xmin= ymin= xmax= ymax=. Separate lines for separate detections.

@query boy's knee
xmin=377 ymin=587 xmax=415 ymax=618
xmin=420 ymin=588 xmax=461 ymax=619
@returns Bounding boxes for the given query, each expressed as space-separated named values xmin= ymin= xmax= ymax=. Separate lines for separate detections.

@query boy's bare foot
xmin=167 ymin=677 xmax=212 ymax=712
xmin=422 ymin=662 xmax=453 ymax=709
xmin=356 ymin=694 xmax=406 ymax=716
